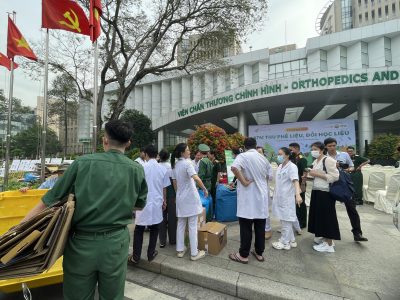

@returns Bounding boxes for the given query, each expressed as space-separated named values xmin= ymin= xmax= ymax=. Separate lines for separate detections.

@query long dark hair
xmin=171 ymin=143 xmax=187 ymax=169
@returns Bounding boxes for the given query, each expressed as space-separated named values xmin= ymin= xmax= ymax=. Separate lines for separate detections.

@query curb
xmin=130 ymin=254 xmax=345 ymax=300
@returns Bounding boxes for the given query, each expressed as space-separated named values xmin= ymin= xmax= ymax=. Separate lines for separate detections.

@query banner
xmin=224 ymin=150 xmax=235 ymax=183
xmin=249 ymin=119 xmax=356 ymax=162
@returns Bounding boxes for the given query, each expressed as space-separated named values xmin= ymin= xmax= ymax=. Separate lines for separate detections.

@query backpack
xmin=322 ymin=157 xmax=355 ymax=203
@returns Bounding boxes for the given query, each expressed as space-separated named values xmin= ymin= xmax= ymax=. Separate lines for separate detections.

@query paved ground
xmin=128 ymin=204 xmax=400 ymax=300
xmin=1 ymin=269 xmax=239 ymax=300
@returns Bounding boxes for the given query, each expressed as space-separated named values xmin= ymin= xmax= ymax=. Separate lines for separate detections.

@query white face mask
xmin=311 ymin=150 xmax=321 ymax=158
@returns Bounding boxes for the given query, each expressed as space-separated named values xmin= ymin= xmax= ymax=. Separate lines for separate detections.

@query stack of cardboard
xmin=0 ymin=195 xmax=74 ymax=280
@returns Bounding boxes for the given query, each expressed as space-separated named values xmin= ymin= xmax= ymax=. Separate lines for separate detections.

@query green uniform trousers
xmin=63 ymin=227 xmax=130 ymax=300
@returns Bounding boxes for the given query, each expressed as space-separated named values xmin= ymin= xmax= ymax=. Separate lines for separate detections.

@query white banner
xmin=249 ymin=119 xmax=356 ymax=157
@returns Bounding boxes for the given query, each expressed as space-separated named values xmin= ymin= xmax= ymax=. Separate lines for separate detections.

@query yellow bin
xmin=0 ymin=190 xmax=63 ymax=293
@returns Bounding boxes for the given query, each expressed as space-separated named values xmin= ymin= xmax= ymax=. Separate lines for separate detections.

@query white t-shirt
xmin=231 ymin=149 xmax=271 ymax=219
xmin=135 ymin=159 xmax=170 ymax=226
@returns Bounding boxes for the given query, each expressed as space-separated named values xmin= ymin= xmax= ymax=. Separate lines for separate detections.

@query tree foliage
xmin=367 ymin=134 xmax=400 ymax=163
xmin=187 ymin=124 xmax=245 ymax=161
xmin=119 ymin=109 xmax=155 ymax=148
xmin=23 ymin=0 xmax=268 ymax=135
xmin=0 ymin=93 xmax=34 ymax=121
xmin=11 ymin=125 xmax=62 ymax=158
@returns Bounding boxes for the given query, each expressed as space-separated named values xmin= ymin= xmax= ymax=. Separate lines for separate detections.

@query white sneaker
xmin=177 ymin=247 xmax=187 ymax=258
xmin=190 ymin=250 xmax=206 ymax=261
xmin=272 ymin=241 xmax=291 ymax=250
xmin=313 ymin=237 xmax=324 ymax=244
xmin=290 ymin=241 xmax=297 ymax=248
xmin=313 ymin=242 xmax=335 ymax=253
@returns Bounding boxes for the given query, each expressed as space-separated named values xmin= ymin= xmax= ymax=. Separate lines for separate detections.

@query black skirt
xmin=308 ymin=190 xmax=341 ymax=240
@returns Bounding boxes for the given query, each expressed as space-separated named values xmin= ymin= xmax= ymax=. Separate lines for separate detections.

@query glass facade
xmin=341 ymin=0 xmax=353 ymax=30
xmin=268 ymin=59 xmax=307 ymax=79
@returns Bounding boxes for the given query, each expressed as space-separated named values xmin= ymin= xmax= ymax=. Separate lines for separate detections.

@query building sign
xmin=176 ymin=69 xmax=400 ymax=119
xmin=249 ymin=119 xmax=356 ymax=160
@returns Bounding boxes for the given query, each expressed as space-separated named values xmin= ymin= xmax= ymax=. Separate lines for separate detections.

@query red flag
xmin=7 ymin=17 xmax=37 ymax=61
xmin=42 ymin=0 xmax=90 ymax=36
xmin=90 ymin=0 xmax=102 ymax=42
xmin=0 ymin=52 xmax=18 ymax=71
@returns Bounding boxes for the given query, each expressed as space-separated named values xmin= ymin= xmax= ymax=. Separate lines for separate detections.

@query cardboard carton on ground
xmin=198 ymin=222 xmax=227 ymax=255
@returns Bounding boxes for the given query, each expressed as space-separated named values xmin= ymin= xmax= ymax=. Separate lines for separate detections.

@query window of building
xmin=385 ymin=5 xmax=389 ymax=16
xmin=320 ymin=50 xmax=328 ymax=72
xmin=340 ymin=46 xmax=347 ymax=70
xmin=358 ymin=0 xmax=361 ymax=5
xmin=359 ymin=14 xmax=362 ymax=23
xmin=371 ymin=0 xmax=375 ymax=4
xmin=213 ymin=73 xmax=218 ymax=95
xmin=341 ymin=0 xmax=353 ymax=30
xmin=378 ymin=7 xmax=382 ymax=17
xmin=384 ymin=37 xmax=392 ymax=66
xmin=364 ymin=0 xmax=368 ymax=6
xmin=225 ymin=70 xmax=231 ymax=92
xmin=238 ymin=66 xmax=245 ymax=86
xmin=365 ymin=12 xmax=368 ymax=21
xmin=252 ymin=64 xmax=259 ymax=83
xmin=283 ymin=62 xmax=291 ymax=77
xmin=371 ymin=10 xmax=375 ymax=19
xmin=361 ymin=41 xmax=369 ymax=68
xmin=392 ymin=3 xmax=396 ymax=13
xmin=268 ymin=64 xmax=276 ymax=79
xmin=275 ymin=63 xmax=283 ymax=78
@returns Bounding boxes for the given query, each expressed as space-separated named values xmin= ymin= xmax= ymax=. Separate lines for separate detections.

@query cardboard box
xmin=198 ymin=222 xmax=227 ymax=255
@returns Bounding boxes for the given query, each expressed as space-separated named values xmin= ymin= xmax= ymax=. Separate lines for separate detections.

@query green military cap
xmin=198 ymin=143 xmax=210 ymax=152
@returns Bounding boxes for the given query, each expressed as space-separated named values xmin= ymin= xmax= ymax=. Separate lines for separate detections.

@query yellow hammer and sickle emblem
xmin=59 ymin=9 xmax=81 ymax=33
xmin=13 ymin=37 xmax=31 ymax=50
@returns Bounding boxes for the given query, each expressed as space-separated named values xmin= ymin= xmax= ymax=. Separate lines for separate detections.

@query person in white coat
xmin=129 ymin=144 xmax=170 ymax=264
xmin=272 ymin=147 xmax=303 ymax=250
xmin=229 ymin=138 xmax=272 ymax=264
xmin=171 ymin=143 xmax=208 ymax=261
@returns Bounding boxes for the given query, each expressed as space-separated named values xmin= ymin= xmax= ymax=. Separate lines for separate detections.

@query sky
xmin=0 ymin=0 xmax=327 ymax=108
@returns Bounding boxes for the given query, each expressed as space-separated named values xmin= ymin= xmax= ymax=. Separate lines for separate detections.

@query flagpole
xmin=4 ymin=60 xmax=14 ymax=190
xmin=92 ymin=41 xmax=98 ymax=153
xmin=4 ymin=12 xmax=16 ymax=191
xmin=40 ymin=29 xmax=50 ymax=182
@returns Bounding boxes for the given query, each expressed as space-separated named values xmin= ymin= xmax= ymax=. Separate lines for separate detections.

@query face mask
xmin=277 ymin=155 xmax=284 ymax=163
xmin=311 ymin=150 xmax=320 ymax=158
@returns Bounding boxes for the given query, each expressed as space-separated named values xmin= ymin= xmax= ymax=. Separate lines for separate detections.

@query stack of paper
xmin=0 ymin=195 xmax=75 ymax=279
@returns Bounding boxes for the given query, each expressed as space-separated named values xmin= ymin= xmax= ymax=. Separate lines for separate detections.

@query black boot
xmin=354 ymin=233 xmax=368 ymax=242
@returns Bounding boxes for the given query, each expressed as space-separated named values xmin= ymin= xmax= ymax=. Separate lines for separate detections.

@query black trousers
xmin=296 ymin=192 xmax=307 ymax=228
xmin=344 ymin=198 xmax=363 ymax=236
xmin=133 ymin=223 xmax=159 ymax=261
xmin=239 ymin=217 xmax=266 ymax=258
xmin=159 ymin=196 xmax=177 ymax=245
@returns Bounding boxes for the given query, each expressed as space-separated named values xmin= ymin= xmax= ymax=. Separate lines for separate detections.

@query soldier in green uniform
xmin=197 ymin=143 xmax=213 ymax=220
xmin=289 ymin=143 xmax=308 ymax=229
xmin=21 ymin=120 xmax=148 ymax=300
xmin=347 ymin=146 xmax=370 ymax=205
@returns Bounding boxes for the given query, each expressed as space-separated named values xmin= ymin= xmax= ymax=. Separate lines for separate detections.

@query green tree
xmin=0 ymin=93 xmax=33 ymax=121
xmin=119 ymin=109 xmax=155 ymax=149
xmin=367 ymin=133 xmax=400 ymax=165
xmin=11 ymin=125 xmax=62 ymax=158
xmin=48 ymin=74 xmax=78 ymax=158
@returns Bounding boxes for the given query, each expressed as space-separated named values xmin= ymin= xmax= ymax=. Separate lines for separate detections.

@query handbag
xmin=322 ymin=158 xmax=354 ymax=203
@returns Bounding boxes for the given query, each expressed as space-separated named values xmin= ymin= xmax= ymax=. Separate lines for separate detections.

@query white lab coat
xmin=231 ymin=149 xmax=272 ymax=219
xmin=272 ymin=161 xmax=299 ymax=222
xmin=172 ymin=158 xmax=203 ymax=218
xmin=134 ymin=157 xmax=146 ymax=166
xmin=136 ymin=159 xmax=171 ymax=226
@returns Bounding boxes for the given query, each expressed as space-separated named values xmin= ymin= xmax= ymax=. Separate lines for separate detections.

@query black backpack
xmin=322 ymin=157 xmax=355 ymax=203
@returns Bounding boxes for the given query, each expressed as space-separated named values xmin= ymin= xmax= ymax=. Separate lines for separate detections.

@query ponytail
xmin=171 ymin=143 xmax=187 ymax=169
